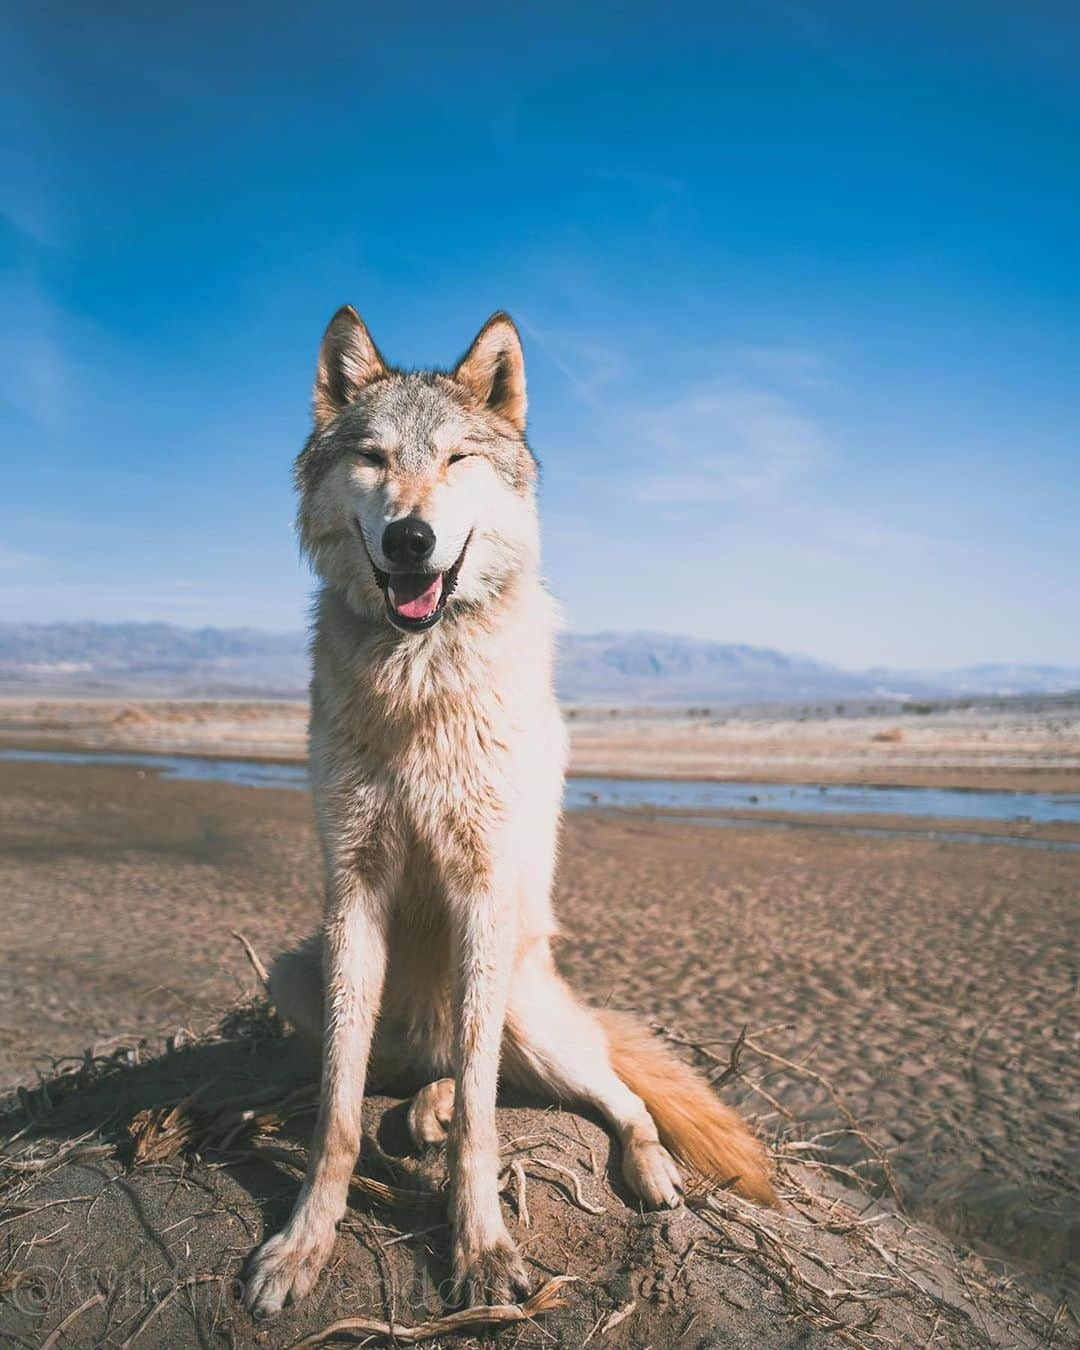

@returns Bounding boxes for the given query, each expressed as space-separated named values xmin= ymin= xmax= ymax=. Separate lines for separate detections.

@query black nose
xmin=382 ymin=517 xmax=436 ymax=567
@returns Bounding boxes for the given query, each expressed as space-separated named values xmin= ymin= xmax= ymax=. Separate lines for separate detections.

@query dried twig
xmin=583 ymin=1298 xmax=637 ymax=1344
xmin=39 ymin=1293 xmax=105 ymax=1349
xmin=128 ymin=1084 xmax=319 ymax=1165
xmin=0 ymin=1193 xmax=97 ymax=1232
xmin=520 ymin=1158 xmax=605 ymax=1215
xmin=289 ymin=1274 xmax=577 ymax=1347
xmin=231 ymin=931 xmax=271 ymax=992
xmin=510 ymin=1158 xmax=530 ymax=1228
xmin=711 ymin=1024 xmax=748 ymax=1087
xmin=118 ymin=1273 xmax=233 ymax=1348
xmin=251 ymin=1140 xmax=444 ymax=1212
xmin=600 ymin=1299 xmax=637 ymax=1334
xmin=1 ymin=1133 xmax=114 ymax=1176
xmin=742 ymin=1037 xmax=904 ymax=1208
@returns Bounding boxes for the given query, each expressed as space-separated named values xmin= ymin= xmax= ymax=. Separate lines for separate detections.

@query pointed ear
xmin=452 ymin=312 xmax=527 ymax=432
xmin=314 ymin=306 xmax=387 ymax=429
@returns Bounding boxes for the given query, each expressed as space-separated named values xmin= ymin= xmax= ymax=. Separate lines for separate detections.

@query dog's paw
xmin=622 ymin=1137 xmax=684 ymax=1209
xmin=244 ymin=1223 xmax=336 ymax=1318
xmin=452 ymin=1227 xmax=531 ymax=1307
xmin=407 ymin=1077 xmax=456 ymax=1149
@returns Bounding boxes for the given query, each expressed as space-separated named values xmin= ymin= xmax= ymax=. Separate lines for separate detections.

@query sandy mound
xmin=0 ymin=1003 xmax=1066 ymax=1349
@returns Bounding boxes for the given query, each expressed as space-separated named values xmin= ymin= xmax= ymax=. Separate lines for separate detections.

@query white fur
xmin=244 ymin=311 xmax=772 ymax=1320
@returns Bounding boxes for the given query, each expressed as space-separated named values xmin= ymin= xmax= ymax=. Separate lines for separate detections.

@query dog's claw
xmin=452 ymin=1229 xmax=531 ymax=1307
xmin=622 ymin=1138 xmax=685 ymax=1210
xmin=244 ymin=1225 xmax=335 ymax=1318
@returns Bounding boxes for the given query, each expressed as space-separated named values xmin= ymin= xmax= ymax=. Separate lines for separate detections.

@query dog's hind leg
xmin=503 ymin=940 xmax=776 ymax=1207
xmin=399 ymin=958 xmax=682 ymax=1207
xmin=274 ymin=942 xmax=455 ymax=1151
xmin=272 ymin=932 xmax=449 ymax=1120
xmin=502 ymin=942 xmax=684 ymax=1209
xmin=407 ymin=1077 xmax=455 ymax=1148
xmin=268 ymin=936 xmax=324 ymax=1048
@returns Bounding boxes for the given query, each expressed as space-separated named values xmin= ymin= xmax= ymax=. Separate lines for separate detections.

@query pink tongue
xmin=389 ymin=573 xmax=443 ymax=620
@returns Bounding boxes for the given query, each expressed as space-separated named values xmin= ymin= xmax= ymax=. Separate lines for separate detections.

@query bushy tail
xmin=597 ymin=1009 xmax=777 ymax=1206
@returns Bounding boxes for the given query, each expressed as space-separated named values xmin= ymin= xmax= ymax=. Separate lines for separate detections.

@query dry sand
xmin=0 ymin=1009 xmax=1064 ymax=1348
xmin=565 ymin=704 xmax=1080 ymax=793
xmin=2 ymin=696 xmax=1080 ymax=790
xmin=0 ymin=757 xmax=1076 ymax=1327
xmin=0 ymin=698 xmax=1077 ymax=1343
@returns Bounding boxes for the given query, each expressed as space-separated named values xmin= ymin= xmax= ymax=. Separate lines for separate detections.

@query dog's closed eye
xmin=357 ymin=450 xmax=386 ymax=467
xmin=448 ymin=452 xmax=473 ymax=466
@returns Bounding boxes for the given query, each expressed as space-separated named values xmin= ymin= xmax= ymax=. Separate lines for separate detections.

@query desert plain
xmin=0 ymin=696 xmax=1076 ymax=1345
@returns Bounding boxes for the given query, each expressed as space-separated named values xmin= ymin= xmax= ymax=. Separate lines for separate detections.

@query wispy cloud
xmin=734 ymin=344 xmax=836 ymax=393
xmin=0 ymin=275 xmax=79 ymax=432
xmin=540 ymin=326 xmax=950 ymax=609
xmin=516 ymin=315 xmax=626 ymax=403
xmin=625 ymin=379 xmax=828 ymax=505
xmin=0 ymin=546 xmax=33 ymax=570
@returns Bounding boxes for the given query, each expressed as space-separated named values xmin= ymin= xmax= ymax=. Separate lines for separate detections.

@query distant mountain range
xmin=1 ymin=621 xmax=1078 ymax=705
xmin=0 ymin=622 xmax=311 ymax=698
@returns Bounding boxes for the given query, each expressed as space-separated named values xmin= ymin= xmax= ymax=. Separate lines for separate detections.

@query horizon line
xmin=1 ymin=616 xmax=1077 ymax=677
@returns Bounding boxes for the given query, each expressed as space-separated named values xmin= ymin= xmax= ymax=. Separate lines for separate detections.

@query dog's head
xmin=296 ymin=307 xmax=539 ymax=633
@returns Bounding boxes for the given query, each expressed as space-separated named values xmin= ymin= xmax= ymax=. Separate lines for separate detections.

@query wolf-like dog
xmin=244 ymin=307 xmax=775 ymax=1317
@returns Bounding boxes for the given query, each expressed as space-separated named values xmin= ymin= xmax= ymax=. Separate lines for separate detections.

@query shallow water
xmin=4 ymin=748 xmax=1080 ymax=853
xmin=564 ymin=774 xmax=1080 ymax=825
xmin=659 ymin=813 xmax=1080 ymax=852
xmin=0 ymin=748 xmax=312 ymax=792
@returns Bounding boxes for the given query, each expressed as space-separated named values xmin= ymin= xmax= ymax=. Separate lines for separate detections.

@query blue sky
xmin=2 ymin=2 xmax=1078 ymax=668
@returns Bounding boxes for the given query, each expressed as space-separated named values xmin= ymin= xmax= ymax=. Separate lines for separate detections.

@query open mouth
xmin=360 ymin=530 xmax=472 ymax=633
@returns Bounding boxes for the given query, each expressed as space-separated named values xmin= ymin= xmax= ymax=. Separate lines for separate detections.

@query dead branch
xmin=231 ymin=931 xmax=271 ymax=992
xmin=118 ymin=1273 xmax=233 ymax=1349
xmin=520 ymin=1157 xmax=605 ymax=1215
xmin=249 ymin=1139 xmax=444 ymax=1213
xmin=128 ymin=1084 xmax=319 ymax=1165
xmin=510 ymin=1158 xmax=530 ymax=1228
xmin=1 ymin=1133 xmax=114 ymax=1177
xmin=40 ymin=1293 xmax=105 ymax=1350
xmin=289 ymin=1274 xmax=578 ymax=1347
xmin=742 ymin=1037 xmax=904 ymax=1208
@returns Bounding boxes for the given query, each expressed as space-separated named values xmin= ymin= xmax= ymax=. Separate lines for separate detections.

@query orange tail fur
xmin=597 ymin=1009 xmax=777 ymax=1206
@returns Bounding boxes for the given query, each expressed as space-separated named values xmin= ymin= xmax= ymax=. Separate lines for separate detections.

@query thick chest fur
xmin=308 ymin=584 xmax=566 ymax=887
xmin=306 ymin=594 xmax=566 ymax=1073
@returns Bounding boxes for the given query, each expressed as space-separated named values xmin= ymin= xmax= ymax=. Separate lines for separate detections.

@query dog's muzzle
xmin=357 ymin=524 xmax=472 ymax=633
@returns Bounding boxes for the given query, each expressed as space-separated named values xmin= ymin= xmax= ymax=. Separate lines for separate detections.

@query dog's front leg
xmin=245 ymin=880 xmax=387 ymax=1317
xmin=447 ymin=874 xmax=530 ymax=1306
